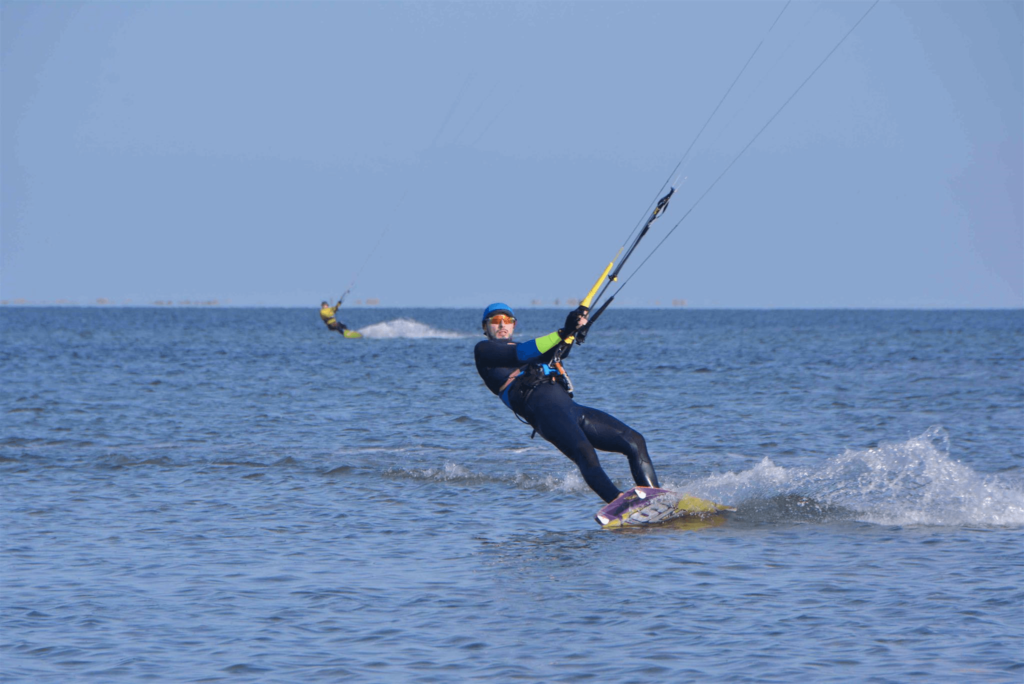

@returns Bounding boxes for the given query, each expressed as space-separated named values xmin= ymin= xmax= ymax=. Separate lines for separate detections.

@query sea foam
xmin=357 ymin=318 xmax=464 ymax=339
xmin=689 ymin=426 xmax=1024 ymax=527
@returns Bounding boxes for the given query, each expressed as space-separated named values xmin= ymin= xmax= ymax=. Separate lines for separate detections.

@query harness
xmin=499 ymin=363 xmax=570 ymax=432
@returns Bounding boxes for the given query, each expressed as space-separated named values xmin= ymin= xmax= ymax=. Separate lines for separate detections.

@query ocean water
xmin=1 ymin=307 xmax=1022 ymax=682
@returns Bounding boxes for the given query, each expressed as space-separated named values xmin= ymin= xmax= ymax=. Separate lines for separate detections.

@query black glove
xmin=559 ymin=306 xmax=587 ymax=338
xmin=574 ymin=324 xmax=589 ymax=345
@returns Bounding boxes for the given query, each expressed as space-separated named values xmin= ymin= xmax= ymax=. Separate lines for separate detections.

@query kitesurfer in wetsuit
xmin=474 ymin=302 xmax=660 ymax=503
xmin=319 ymin=300 xmax=348 ymax=334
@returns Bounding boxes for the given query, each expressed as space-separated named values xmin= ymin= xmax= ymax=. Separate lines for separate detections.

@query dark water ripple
xmin=1 ymin=308 xmax=1022 ymax=681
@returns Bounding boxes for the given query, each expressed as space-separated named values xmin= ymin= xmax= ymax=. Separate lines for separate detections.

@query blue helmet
xmin=482 ymin=302 xmax=515 ymax=324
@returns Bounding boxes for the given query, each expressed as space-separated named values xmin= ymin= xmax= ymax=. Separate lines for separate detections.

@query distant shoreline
xmin=2 ymin=302 xmax=1021 ymax=312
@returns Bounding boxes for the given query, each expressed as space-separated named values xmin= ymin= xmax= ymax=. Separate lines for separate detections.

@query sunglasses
xmin=486 ymin=314 xmax=516 ymax=326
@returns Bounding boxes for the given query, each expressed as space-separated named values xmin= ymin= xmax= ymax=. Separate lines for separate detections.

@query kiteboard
xmin=595 ymin=486 xmax=734 ymax=529
xmin=341 ymin=329 xmax=363 ymax=339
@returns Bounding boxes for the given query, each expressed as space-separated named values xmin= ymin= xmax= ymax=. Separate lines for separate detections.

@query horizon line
xmin=2 ymin=302 xmax=1021 ymax=312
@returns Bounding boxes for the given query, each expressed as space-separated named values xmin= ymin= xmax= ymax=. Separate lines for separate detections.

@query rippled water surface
xmin=2 ymin=308 xmax=1022 ymax=682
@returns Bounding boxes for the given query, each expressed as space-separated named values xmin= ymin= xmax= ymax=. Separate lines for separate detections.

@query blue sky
xmin=2 ymin=1 xmax=1021 ymax=308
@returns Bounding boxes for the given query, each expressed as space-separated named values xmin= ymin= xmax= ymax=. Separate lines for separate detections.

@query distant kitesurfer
xmin=319 ymin=300 xmax=348 ymax=334
xmin=474 ymin=303 xmax=660 ymax=503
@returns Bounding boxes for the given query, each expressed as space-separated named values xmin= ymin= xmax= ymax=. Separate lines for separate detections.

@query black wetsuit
xmin=475 ymin=335 xmax=660 ymax=503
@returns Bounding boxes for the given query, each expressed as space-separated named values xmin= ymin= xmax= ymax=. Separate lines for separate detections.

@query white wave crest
xmin=689 ymin=426 xmax=1024 ymax=527
xmin=357 ymin=318 xmax=464 ymax=339
xmin=384 ymin=461 xmax=482 ymax=482
xmin=514 ymin=468 xmax=591 ymax=496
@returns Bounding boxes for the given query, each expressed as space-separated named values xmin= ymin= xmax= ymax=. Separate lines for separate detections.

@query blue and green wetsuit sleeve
xmin=514 ymin=330 xmax=563 ymax=363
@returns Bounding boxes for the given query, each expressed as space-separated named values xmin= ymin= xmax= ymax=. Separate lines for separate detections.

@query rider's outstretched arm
xmin=474 ymin=330 xmax=564 ymax=369
xmin=512 ymin=331 xmax=562 ymax=362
